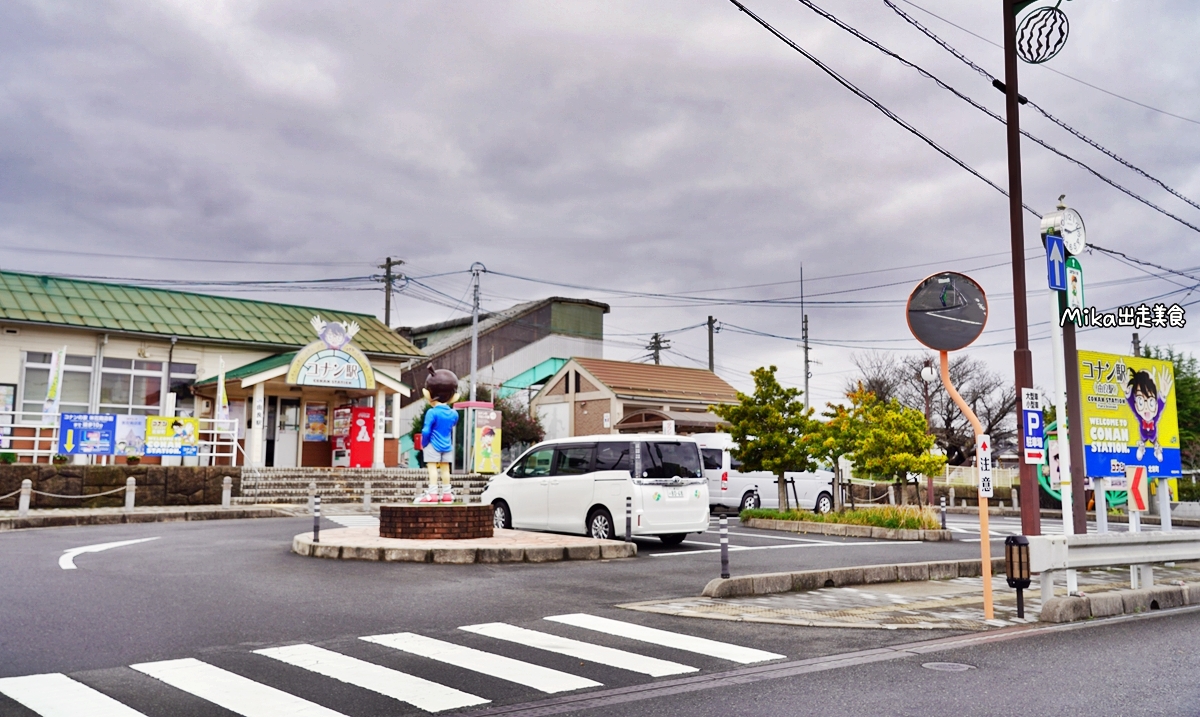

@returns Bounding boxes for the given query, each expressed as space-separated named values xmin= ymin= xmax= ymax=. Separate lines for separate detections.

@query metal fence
xmin=0 ymin=412 xmax=241 ymax=466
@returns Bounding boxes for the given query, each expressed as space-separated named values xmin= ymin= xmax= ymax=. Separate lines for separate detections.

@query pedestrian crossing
xmin=0 ymin=614 xmax=784 ymax=716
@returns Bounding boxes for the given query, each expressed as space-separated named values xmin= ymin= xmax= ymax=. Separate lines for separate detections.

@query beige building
xmin=531 ymin=357 xmax=738 ymax=438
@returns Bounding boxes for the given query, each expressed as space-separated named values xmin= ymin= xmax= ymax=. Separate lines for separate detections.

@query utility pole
xmin=801 ymin=265 xmax=810 ymax=412
xmin=707 ymin=316 xmax=716 ymax=372
xmin=1131 ymin=332 xmax=1141 ymax=356
xmin=646 ymin=333 xmax=670 ymax=365
xmin=469 ymin=262 xmax=484 ymax=402
xmin=1002 ymin=0 xmax=1041 ymax=537
xmin=378 ymin=257 xmax=405 ymax=327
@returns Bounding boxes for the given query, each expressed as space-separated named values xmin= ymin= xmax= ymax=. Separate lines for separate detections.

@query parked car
xmin=692 ymin=432 xmax=836 ymax=514
xmin=482 ymin=434 xmax=710 ymax=545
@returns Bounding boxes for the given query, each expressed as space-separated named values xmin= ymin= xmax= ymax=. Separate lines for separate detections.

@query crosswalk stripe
xmin=361 ymin=632 xmax=601 ymax=694
xmin=0 ymin=673 xmax=148 ymax=717
xmin=255 ymin=644 xmax=487 ymax=712
xmin=459 ymin=623 xmax=698 ymax=677
xmin=544 ymin=613 xmax=785 ymax=664
xmin=130 ymin=658 xmax=348 ymax=717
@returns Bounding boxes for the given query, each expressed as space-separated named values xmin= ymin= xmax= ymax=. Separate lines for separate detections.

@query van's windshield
xmin=638 ymin=441 xmax=703 ymax=479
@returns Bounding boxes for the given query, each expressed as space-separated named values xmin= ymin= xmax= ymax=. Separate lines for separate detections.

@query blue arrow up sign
xmin=1046 ymin=235 xmax=1067 ymax=291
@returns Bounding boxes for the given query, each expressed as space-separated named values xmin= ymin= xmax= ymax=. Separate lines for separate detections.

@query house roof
xmin=401 ymin=296 xmax=609 ymax=338
xmin=0 ymin=271 xmax=424 ymax=357
xmin=572 ymin=357 xmax=739 ymax=404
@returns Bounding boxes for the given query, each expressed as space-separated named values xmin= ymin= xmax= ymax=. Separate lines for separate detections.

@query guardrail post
xmin=363 ymin=481 xmax=372 ymax=511
xmin=313 ymin=495 xmax=321 ymax=543
xmin=221 ymin=476 xmax=232 ymax=509
xmin=624 ymin=496 xmax=632 ymax=542
xmin=308 ymin=481 xmax=317 ymax=514
xmin=719 ymin=515 xmax=730 ymax=579
xmin=940 ymin=496 xmax=946 ymax=530
xmin=18 ymin=479 xmax=31 ymax=516
xmin=1158 ymin=478 xmax=1173 ymax=532
xmin=123 ymin=477 xmax=136 ymax=512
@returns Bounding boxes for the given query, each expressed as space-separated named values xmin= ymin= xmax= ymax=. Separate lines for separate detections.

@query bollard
xmin=363 ymin=481 xmax=372 ymax=511
xmin=124 ymin=477 xmax=136 ymax=513
xmin=1011 ymin=489 xmax=1019 ymax=511
xmin=624 ymin=496 xmax=632 ymax=542
xmin=719 ymin=515 xmax=730 ymax=579
xmin=18 ymin=479 xmax=31 ymax=517
xmin=308 ymin=482 xmax=317 ymax=514
xmin=313 ymin=495 xmax=321 ymax=543
xmin=940 ymin=496 xmax=947 ymax=530
xmin=887 ymin=485 xmax=895 ymax=505
xmin=949 ymin=487 xmax=955 ymax=507
xmin=221 ymin=476 xmax=232 ymax=509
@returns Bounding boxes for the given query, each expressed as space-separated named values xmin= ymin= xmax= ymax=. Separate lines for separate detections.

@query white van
xmin=482 ymin=434 xmax=710 ymax=545
xmin=693 ymin=432 xmax=837 ymax=514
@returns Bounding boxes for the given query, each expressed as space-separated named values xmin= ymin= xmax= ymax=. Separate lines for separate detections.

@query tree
xmin=712 ymin=366 xmax=818 ymax=508
xmin=852 ymin=397 xmax=946 ymax=490
xmin=1145 ymin=346 xmax=1199 ymax=469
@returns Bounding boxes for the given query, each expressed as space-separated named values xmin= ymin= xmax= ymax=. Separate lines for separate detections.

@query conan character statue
xmin=417 ymin=366 xmax=460 ymax=503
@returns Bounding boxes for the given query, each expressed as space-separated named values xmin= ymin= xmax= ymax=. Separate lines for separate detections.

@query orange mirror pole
xmin=940 ymin=350 xmax=994 ymax=620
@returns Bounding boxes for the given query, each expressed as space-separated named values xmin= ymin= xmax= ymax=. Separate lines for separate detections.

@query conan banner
xmin=1079 ymin=350 xmax=1181 ymax=479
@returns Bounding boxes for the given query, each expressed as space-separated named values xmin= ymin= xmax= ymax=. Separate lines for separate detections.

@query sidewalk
xmin=621 ymin=562 xmax=1200 ymax=631
xmin=0 ymin=504 xmax=298 ymax=531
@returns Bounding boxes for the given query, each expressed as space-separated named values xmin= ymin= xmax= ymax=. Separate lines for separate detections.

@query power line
xmin=0 ymin=243 xmax=371 ymax=266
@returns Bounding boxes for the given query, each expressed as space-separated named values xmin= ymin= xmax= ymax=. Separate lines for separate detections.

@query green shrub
xmin=1177 ymin=479 xmax=1200 ymax=502
xmin=740 ymin=505 xmax=941 ymax=530
xmin=0 ymin=452 xmax=16 ymax=465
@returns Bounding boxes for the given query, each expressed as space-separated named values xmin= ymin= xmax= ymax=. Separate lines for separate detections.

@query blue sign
xmin=58 ymin=413 xmax=117 ymax=455
xmin=1022 ymin=409 xmax=1045 ymax=464
xmin=1046 ymin=235 xmax=1067 ymax=291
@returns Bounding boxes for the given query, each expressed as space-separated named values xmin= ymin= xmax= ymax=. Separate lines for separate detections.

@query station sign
xmin=1078 ymin=350 xmax=1181 ymax=478
xmin=286 ymin=316 xmax=376 ymax=390
xmin=57 ymin=413 xmax=116 ymax=455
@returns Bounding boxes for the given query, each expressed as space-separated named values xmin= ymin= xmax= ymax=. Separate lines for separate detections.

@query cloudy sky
xmin=1 ymin=0 xmax=1197 ymax=402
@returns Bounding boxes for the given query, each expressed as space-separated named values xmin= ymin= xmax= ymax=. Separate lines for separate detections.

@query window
xmin=169 ymin=363 xmax=197 ymax=418
xmin=554 ymin=445 xmax=594 ymax=475
xmin=100 ymin=358 xmax=162 ymax=416
xmin=595 ymin=442 xmax=632 ymax=472
xmin=638 ymin=441 xmax=704 ymax=479
xmin=701 ymin=449 xmax=723 ymax=471
xmin=513 ymin=447 xmax=554 ymax=477
xmin=20 ymin=352 xmax=93 ymax=423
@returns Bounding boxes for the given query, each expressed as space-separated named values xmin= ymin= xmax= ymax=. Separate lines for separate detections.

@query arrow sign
xmin=976 ymin=433 xmax=993 ymax=498
xmin=64 ymin=429 xmax=75 ymax=452
xmin=1046 ymin=235 xmax=1067 ymax=291
xmin=1127 ymin=465 xmax=1149 ymax=512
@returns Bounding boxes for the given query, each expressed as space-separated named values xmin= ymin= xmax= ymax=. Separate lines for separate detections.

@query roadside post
xmin=940 ymin=496 xmax=947 ymax=530
xmin=625 ymin=496 xmax=632 ymax=542
xmin=124 ymin=477 xmax=136 ymax=513
xmin=1127 ymin=465 xmax=1151 ymax=588
xmin=18 ymin=478 xmax=31 ymax=516
xmin=363 ymin=481 xmax=373 ymax=512
xmin=719 ymin=515 xmax=730 ymax=579
xmin=906 ymin=271 xmax=995 ymax=619
xmin=221 ymin=476 xmax=232 ymax=509
xmin=313 ymin=495 xmax=321 ymax=544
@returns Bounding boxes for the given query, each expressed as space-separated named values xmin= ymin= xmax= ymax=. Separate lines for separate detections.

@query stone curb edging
xmin=292 ymin=533 xmax=637 ymax=564
xmin=742 ymin=518 xmax=952 ymax=542
xmin=701 ymin=557 xmax=1007 ymax=599
xmin=1040 ymin=583 xmax=1200 ymax=623
xmin=0 ymin=507 xmax=292 ymax=531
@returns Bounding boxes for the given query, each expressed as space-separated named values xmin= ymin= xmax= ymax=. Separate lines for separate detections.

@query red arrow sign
xmin=1128 ymin=466 xmax=1148 ymax=512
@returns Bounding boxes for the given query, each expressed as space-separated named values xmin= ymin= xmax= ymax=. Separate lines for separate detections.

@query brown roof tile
xmin=572 ymin=357 xmax=738 ymax=403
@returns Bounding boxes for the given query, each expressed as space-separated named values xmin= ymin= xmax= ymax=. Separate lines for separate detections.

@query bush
xmin=0 ymin=452 xmax=16 ymax=465
xmin=740 ymin=505 xmax=941 ymax=531
xmin=1177 ymin=479 xmax=1200 ymax=502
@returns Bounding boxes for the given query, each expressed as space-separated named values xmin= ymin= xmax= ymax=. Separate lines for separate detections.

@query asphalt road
xmin=1 ymin=515 xmax=1193 ymax=716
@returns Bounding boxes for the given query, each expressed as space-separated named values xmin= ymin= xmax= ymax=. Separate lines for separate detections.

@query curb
xmin=742 ymin=518 xmax=952 ymax=541
xmin=1040 ymin=582 xmax=1200 ymax=623
xmin=292 ymin=533 xmax=638 ymax=564
xmin=0 ymin=507 xmax=292 ymax=531
xmin=701 ymin=557 xmax=1007 ymax=598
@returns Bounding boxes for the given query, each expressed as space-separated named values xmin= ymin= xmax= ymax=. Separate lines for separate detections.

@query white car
xmin=693 ymin=432 xmax=837 ymax=514
xmin=482 ymin=434 xmax=710 ymax=545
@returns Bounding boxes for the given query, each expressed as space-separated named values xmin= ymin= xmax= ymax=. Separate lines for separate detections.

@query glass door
xmin=274 ymin=398 xmax=301 ymax=467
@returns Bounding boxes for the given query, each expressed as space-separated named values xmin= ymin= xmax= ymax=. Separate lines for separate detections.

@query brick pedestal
xmin=379 ymin=504 xmax=494 ymax=540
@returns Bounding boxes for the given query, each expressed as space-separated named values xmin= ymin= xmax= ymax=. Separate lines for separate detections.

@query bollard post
xmin=124 ymin=477 xmax=136 ymax=513
xmin=313 ymin=495 xmax=321 ymax=543
xmin=624 ymin=496 xmax=632 ymax=542
xmin=221 ymin=476 xmax=232 ymax=509
xmin=1011 ymin=488 xmax=1019 ymax=511
xmin=363 ymin=481 xmax=372 ymax=512
xmin=719 ymin=515 xmax=730 ymax=579
xmin=18 ymin=479 xmax=31 ymax=517
xmin=887 ymin=484 xmax=895 ymax=505
xmin=949 ymin=487 xmax=955 ymax=507
xmin=308 ymin=482 xmax=317 ymax=514
xmin=940 ymin=496 xmax=947 ymax=530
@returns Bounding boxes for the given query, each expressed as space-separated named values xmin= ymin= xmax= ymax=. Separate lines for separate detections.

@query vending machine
xmin=331 ymin=405 xmax=374 ymax=467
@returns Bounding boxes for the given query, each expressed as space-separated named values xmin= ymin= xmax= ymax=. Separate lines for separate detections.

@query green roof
xmin=193 ymin=352 xmax=297 ymax=386
xmin=0 ymin=271 xmax=423 ymax=357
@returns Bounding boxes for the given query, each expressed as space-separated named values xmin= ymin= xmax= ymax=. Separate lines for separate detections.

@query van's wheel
xmin=659 ymin=533 xmax=687 ymax=546
xmin=587 ymin=508 xmax=614 ymax=540
xmin=815 ymin=492 xmax=834 ymax=514
xmin=739 ymin=492 xmax=761 ymax=511
xmin=492 ymin=500 xmax=512 ymax=530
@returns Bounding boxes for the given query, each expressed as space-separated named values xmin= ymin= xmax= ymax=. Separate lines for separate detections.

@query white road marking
xmin=255 ymin=644 xmax=487 ymax=712
xmin=459 ymin=623 xmax=697 ymax=677
xmin=721 ymin=531 xmax=841 ymax=544
xmin=324 ymin=516 xmax=380 ymax=528
xmin=130 ymin=657 xmax=348 ymax=717
xmin=0 ymin=673 xmax=148 ymax=717
xmin=361 ymin=632 xmax=601 ymax=694
xmin=59 ymin=537 xmax=160 ymax=570
xmin=654 ymin=541 xmax=919 ymax=556
xmin=545 ymin=614 xmax=785 ymax=664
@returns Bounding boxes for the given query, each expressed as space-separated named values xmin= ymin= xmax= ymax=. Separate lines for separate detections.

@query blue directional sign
xmin=1046 ymin=235 xmax=1067 ymax=291
xmin=57 ymin=413 xmax=117 ymax=455
xmin=1021 ymin=388 xmax=1045 ymax=465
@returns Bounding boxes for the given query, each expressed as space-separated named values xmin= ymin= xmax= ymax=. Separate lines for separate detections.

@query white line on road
xmin=255 ymin=644 xmax=488 ymax=712
xmin=361 ymin=632 xmax=601 ymax=694
xmin=545 ymin=614 xmax=784 ymax=664
xmin=459 ymin=623 xmax=697 ymax=677
xmin=59 ymin=537 xmax=160 ymax=570
xmin=131 ymin=657 xmax=348 ymax=717
xmin=0 ymin=673 xmax=149 ymax=717
xmin=720 ymin=531 xmax=841 ymax=544
xmin=655 ymin=541 xmax=919 ymax=557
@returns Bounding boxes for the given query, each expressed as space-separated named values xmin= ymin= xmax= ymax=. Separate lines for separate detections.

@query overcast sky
xmin=1 ymin=0 xmax=1197 ymax=401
